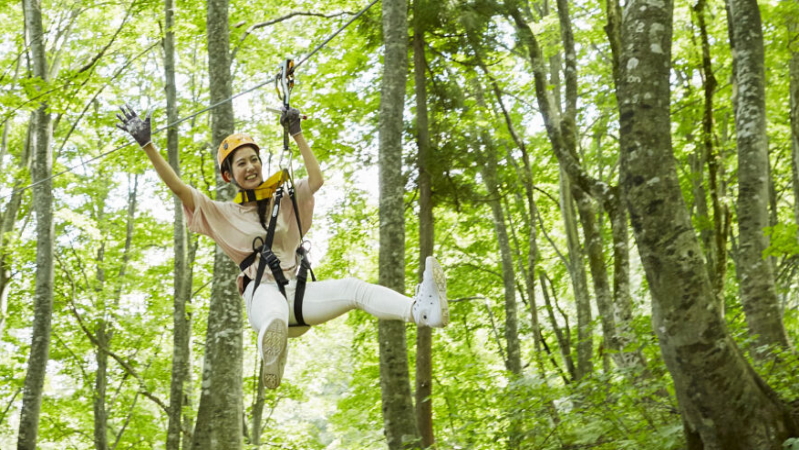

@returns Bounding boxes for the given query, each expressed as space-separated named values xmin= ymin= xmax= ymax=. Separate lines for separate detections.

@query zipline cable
xmin=4 ymin=0 xmax=380 ymax=200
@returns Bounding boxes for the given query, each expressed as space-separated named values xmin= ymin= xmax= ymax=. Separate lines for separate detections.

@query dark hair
xmin=256 ymin=199 xmax=269 ymax=232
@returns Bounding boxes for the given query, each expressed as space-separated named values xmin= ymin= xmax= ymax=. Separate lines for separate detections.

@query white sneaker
xmin=258 ymin=318 xmax=287 ymax=389
xmin=412 ymin=256 xmax=449 ymax=327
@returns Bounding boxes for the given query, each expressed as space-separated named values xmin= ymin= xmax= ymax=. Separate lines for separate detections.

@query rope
xmin=3 ymin=0 xmax=380 ymax=200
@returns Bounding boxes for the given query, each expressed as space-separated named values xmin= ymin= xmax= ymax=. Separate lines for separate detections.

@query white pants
xmin=243 ymin=277 xmax=415 ymax=336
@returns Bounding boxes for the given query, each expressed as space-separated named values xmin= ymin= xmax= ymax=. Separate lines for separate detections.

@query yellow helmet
xmin=217 ymin=133 xmax=260 ymax=183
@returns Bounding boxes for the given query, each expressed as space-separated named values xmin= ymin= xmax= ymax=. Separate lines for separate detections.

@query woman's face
xmin=227 ymin=146 xmax=263 ymax=189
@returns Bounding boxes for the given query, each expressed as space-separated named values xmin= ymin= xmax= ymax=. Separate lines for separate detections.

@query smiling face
xmin=224 ymin=146 xmax=263 ymax=189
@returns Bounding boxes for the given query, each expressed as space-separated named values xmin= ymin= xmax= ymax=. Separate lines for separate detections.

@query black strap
xmin=265 ymin=186 xmax=284 ymax=249
xmin=288 ymin=185 xmax=316 ymax=282
xmin=294 ymin=246 xmax=311 ymax=326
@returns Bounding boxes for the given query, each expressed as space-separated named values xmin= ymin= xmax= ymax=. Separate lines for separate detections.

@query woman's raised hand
xmin=116 ymin=104 xmax=152 ymax=147
xmin=280 ymin=107 xmax=303 ymax=137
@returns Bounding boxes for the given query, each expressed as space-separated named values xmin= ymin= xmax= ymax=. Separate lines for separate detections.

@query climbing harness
xmin=236 ymin=58 xmax=316 ymax=330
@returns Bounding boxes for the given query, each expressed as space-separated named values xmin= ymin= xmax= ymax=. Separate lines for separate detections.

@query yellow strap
xmin=233 ymin=169 xmax=290 ymax=204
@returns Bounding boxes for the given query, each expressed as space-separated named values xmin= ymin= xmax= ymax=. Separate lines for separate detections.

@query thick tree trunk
xmin=164 ymin=0 xmax=193 ymax=447
xmin=18 ymin=1 xmax=54 ymax=448
xmin=726 ymin=0 xmax=789 ymax=354
xmin=378 ymin=0 xmax=419 ymax=448
xmin=604 ymin=6 xmax=637 ymax=334
xmin=192 ymin=0 xmax=243 ymax=447
xmin=412 ymin=15 xmax=436 ymax=449
xmin=618 ymin=0 xmax=798 ymax=447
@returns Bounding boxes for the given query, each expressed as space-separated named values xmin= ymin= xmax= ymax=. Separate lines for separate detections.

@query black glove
xmin=280 ymin=107 xmax=302 ymax=137
xmin=116 ymin=104 xmax=152 ymax=147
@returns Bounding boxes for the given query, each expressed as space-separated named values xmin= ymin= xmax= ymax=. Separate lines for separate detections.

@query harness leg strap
xmin=293 ymin=246 xmax=311 ymax=327
xmin=263 ymin=249 xmax=289 ymax=297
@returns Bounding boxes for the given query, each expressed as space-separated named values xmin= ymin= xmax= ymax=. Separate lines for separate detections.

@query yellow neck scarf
xmin=233 ymin=169 xmax=290 ymax=204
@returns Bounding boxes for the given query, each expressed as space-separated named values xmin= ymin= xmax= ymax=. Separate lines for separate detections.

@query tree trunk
xmin=94 ymin=240 xmax=109 ymax=450
xmin=0 ymin=51 xmax=22 ymax=340
xmin=18 ymin=0 xmax=54 ymax=448
xmin=164 ymin=0 xmax=193 ymax=447
xmin=694 ymin=0 xmax=728 ymax=301
xmin=378 ymin=0 xmax=419 ymax=448
xmin=540 ymin=272 xmax=575 ymax=380
xmin=605 ymin=193 xmax=646 ymax=370
xmin=791 ymin=11 xmax=799 ymax=232
xmin=412 ymin=13 xmax=436 ymax=449
xmin=480 ymin=139 xmax=524 ymax=449
xmin=559 ymin=169 xmax=593 ymax=380
xmin=192 ymin=0 xmax=243 ymax=447
xmin=573 ymin=189 xmax=621 ymax=369
xmin=0 ymin=113 xmax=30 ymax=340
xmin=489 ymin=189 xmax=522 ymax=377
xmin=250 ymin=364 xmax=266 ymax=445
xmin=618 ymin=0 xmax=799 ymax=447
xmin=726 ymin=0 xmax=789 ymax=354
xmin=91 ymin=177 xmax=136 ymax=450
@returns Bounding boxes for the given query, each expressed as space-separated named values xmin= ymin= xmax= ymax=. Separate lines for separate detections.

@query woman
xmin=116 ymin=105 xmax=448 ymax=389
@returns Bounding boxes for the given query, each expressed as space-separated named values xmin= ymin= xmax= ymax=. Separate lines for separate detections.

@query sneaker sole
xmin=261 ymin=320 xmax=287 ymax=389
xmin=426 ymin=256 xmax=449 ymax=327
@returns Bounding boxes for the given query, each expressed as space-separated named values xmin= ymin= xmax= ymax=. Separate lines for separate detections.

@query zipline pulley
xmin=275 ymin=58 xmax=296 ymax=170
xmin=275 ymin=58 xmax=295 ymax=109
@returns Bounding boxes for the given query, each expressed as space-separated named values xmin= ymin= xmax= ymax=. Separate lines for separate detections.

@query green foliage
xmin=785 ymin=437 xmax=799 ymax=450
xmin=764 ymin=223 xmax=799 ymax=258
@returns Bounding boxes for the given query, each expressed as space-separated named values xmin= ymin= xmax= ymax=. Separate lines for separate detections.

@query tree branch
xmin=231 ymin=10 xmax=357 ymax=61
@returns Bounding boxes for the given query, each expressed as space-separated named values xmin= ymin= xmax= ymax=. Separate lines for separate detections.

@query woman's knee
xmin=248 ymin=284 xmax=289 ymax=329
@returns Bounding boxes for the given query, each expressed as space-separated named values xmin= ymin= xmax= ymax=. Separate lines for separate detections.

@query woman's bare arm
xmin=293 ymin=133 xmax=324 ymax=193
xmin=141 ymin=142 xmax=195 ymax=212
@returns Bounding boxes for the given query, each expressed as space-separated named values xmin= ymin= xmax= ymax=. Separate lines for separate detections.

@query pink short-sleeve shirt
xmin=183 ymin=179 xmax=314 ymax=294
